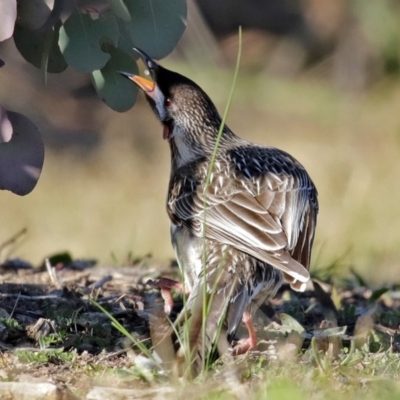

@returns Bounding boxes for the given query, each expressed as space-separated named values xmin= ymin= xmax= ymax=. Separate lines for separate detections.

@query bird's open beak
xmin=119 ymin=48 xmax=159 ymax=100
xmin=121 ymin=72 xmax=155 ymax=93
xmin=119 ymin=71 xmax=156 ymax=100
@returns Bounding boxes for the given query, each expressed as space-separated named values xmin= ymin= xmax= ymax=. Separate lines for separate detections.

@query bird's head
xmin=119 ymin=49 xmax=229 ymax=161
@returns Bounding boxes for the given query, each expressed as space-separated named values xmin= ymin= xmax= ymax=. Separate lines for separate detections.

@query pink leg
xmin=147 ymin=277 xmax=185 ymax=315
xmin=232 ymin=311 xmax=257 ymax=355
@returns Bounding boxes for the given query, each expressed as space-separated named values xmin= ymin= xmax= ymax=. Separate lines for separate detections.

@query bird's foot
xmin=147 ymin=277 xmax=184 ymax=315
xmin=231 ymin=337 xmax=257 ymax=356
xmin=231 ymin=310 xmax=258 ymax=355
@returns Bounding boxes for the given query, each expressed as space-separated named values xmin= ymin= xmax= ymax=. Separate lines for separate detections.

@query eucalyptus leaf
xmin=107 ymin=0 xmax=131 ymax=22
xmin=0 ymin=107 xmax=44 ymax=196
xmin=116 ymin=19 xmax=138 ymax=59
xmin=59 ymin=11 xmax=119 ymax=73
xmin=124 ymin=0 xmax=187 ymax=59
xmin=14 ymin=23 xmax=67 ymax=73
xmin=92 ymin=45 xmax=139 ymax=112
xmin=16 ymin=0 xmax=52 ymax=31
xmin=0 ymin=0 xmax=17 ymax=42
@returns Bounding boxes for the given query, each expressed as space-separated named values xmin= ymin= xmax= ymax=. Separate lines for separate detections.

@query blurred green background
xmin=1 ymin=0 xmax=400 ymax=284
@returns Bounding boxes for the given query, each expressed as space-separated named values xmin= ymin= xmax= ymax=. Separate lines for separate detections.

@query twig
xmin=45 ymin=258 xmax=63 ymax=289
xmin=80 ymin=275 xmax=113 ymax=294
xmin=9 ymin=292 xmax=21 ymax=319
xmin=60 ymin=272 xmax=91 ymax=284
xmin=0 ymin=228 xmax=27 ymax=254
xmin=98 ymin=348 xmax=128 ymax=361
xmin=0 ymin=294 xmax=62 ymax=300
xmin=96 ymin=294 xmax=123 ymax=303
xmin=90 ymin=275 xmax=112 ymax=290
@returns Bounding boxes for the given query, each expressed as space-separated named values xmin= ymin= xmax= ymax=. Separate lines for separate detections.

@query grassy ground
xmin=1 ymin=257 xmax=400 ymax=399
xmin=1 ymin=61 xmax=400 ymax=398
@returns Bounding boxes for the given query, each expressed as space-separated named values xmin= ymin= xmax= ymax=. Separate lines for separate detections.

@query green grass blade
xmin=198 ymin=26 xmax=243 ymax=373
xmin=90 ymin=298 xmax=158 ymax=366
xmin=204 ymin=26 xmax=242 ymax=191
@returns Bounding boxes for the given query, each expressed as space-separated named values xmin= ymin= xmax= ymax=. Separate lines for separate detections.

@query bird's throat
xmin=163 ymin=124 xmax=170 ymax=140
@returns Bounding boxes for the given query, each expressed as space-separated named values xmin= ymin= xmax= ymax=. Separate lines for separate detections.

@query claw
xmin=232 ymin=311 xmax=258 ymax=356
xmin=232 ymin=337 xmax=257 ymax=356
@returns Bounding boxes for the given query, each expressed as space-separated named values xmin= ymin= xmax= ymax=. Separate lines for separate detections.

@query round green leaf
xmin=107 ymin=0 xmax=131 ymax=22
xmin=14 ymin=23 xmax=67 ymax=73
xmin=0 ymin=107 xmax=44 ymax=196
xmin=116 ymin=18 xmax=138 ymax=59
xmin=16 ymin=0 xmax=52 ymax=31
xmin=124 ymin=0 xmax=187 ymax=59
xmin=59 ymin=11 xmax=119 ymax=73
xmin=0 ymin=0 xmax=17 ymax=42
xmin=91 ymin=46 xmax=139 ymax=112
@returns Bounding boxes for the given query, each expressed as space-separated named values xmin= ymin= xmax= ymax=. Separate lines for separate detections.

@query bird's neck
xmin=169 ymin=122 xmax=240 ymax=172
xmin=169 ymin=128 xmax=204 ymax=170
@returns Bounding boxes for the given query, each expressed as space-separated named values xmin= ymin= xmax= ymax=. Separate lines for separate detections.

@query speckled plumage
xmin=121 ymin=49 xmax=318 ymax=363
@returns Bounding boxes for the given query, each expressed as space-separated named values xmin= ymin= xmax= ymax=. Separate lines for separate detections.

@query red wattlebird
xmin=120 ymin=49 xmax=318 ymax=368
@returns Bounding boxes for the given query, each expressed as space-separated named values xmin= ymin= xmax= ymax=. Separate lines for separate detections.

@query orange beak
xmin=130 ymin=75 xmax=155 ymax=93
xmin=119 ymin=72 xmax=156 ymax=100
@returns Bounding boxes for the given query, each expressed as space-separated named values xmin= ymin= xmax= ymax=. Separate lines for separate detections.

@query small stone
xmin=0 ymin=382 xmax=60 ymax=400
xmin=86 ymin=386 xmax=173 ymax=400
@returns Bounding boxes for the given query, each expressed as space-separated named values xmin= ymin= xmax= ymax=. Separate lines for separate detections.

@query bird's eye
xmin=165 ymin=98 xmax=172 ymax=107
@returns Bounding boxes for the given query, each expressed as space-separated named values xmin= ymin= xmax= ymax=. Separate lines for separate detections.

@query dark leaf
xmin=0 ymin=107 xmax=44 ymax=196
xmin=14 ymin=22 xmax=67 ymax=73
xmin=16 ymin=0 xmax=52 ymax=31
xmin=91 ymin=45 xmax=139 ymax=112
xmin=107 ymin=0 xmax=131 ymax=22
xmin=116 ymin=18 xmax=138 ymax=59
xmin=59 ymin=11 xmax=118 ymax=73
xmin=124 ymin=0 xmax=187 ymax=59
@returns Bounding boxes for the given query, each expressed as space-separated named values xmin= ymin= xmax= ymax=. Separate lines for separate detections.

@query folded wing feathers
xmin=222 ymin=198 xmax=282 ymax=234
xmin=169 ymin=153 xmax=317 ymax=286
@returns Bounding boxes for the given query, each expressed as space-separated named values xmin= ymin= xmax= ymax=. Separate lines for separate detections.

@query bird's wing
xmin=168 ymin=154 xmax=318 ymax=289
